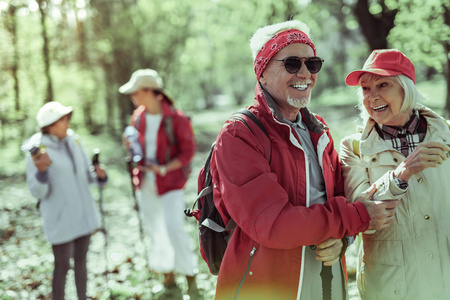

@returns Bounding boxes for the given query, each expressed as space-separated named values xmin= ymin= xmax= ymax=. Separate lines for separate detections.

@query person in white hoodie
xmin=24 ymin=101 xmax=107 ymax=300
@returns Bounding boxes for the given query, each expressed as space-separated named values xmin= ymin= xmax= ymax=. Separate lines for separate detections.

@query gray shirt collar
xmin=259 ymin=83 xmax=326 ymax=134
xmin=283 ymin=113 xmax=307 ymax=130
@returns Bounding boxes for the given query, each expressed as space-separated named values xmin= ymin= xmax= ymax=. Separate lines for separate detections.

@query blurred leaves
xmin=389 ymin=0 xmax=450 ymax=72
xmin=1 ymin=0 xmax=449 ymax=140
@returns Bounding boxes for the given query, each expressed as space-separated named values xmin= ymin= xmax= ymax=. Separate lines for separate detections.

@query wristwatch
xmin=393 ymin=175 xmax=408 ymax=190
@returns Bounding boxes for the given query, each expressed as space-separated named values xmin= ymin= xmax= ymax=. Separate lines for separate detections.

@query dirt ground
xmin=0 ymin=155 xmax=362 ymax=300
xmin=0 ymin=104 xmax=365 ymax=299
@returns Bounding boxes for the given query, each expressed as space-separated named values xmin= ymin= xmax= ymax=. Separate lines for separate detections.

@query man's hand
xmin=356 ymin=185 xmax=401 ymax=231
xmin=32 ymin=152 xmax=52 ymax=172
xmin=314 ymin=238 xmax=343 ymax=266
xmin=394 ymin=142 xmax=449 ymax=181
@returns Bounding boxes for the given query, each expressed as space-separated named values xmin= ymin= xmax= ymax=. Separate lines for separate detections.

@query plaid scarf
xmin=375 ymin=110 xmax=427 ymax=157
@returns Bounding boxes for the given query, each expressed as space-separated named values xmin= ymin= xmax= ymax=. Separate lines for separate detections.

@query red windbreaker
xmin=130 ymin=100 xmax=196 ymax=195
xmin=211 ymin=84 xmax=370 ymax=299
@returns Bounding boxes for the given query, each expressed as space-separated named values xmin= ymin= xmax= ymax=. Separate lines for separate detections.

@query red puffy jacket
xmin=210 ymin=84 xmax=370 ymax=299
xmin=130 ymin=100 xmax=196 ymax=195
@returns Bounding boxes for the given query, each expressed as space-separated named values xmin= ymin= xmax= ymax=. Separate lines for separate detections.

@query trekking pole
xmin=126 ymin=156 xmax=153 ymax=280
xmin=92 ymin=149 xmax=113 ymax=300
xmin=320 ymin=264 xmax=333 ymax=300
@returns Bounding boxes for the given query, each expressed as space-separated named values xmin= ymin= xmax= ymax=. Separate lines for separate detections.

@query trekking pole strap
xmin=234 ymin=108 xmax=269 ymax=138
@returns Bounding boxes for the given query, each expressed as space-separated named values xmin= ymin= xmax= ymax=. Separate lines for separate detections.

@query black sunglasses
xmin=272 ymin=56 xmax=324 ymax=74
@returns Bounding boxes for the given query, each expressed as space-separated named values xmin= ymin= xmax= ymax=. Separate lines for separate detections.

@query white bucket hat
xmin=119 ymin=69 xmax=164 ymax=94
xmin=36 ymin=101 xmax=73 ymax=128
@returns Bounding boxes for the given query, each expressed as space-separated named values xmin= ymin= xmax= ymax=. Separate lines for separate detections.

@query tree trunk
xmin=37 ymin=0 xmax=53 ymax=103
xmin=284 ymin=0 xmax=295 ymax=20
xmin=90 ymin=0 xmax=117 ymax=134
xmin=327 ymin=0 xmax=351 ymax=88
xmin=74 ymin=6 xmax=88 ymax=65
xmin=445 ymin=67 xmax=450 ymax=119
xmin=5 ymin=4 xmax=20 ymax=111
xmin=201 ymin=81 xmax=215 ymax=109
xmin=444 ymin=38 xmax=450 ymax=118
xmin=353 ymin=0 xmax=398 ymax=50
xmin=443 ymin=4 xmax=450 ymax=118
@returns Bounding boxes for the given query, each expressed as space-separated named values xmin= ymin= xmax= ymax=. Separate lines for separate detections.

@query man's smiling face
xmin=260 ymin=43 xmax=317 ymax=117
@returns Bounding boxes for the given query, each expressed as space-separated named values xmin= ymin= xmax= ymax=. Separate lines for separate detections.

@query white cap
xmin=119 ymin=69 xmax=164 ymax=94
xmin=36 ymin=101 xmax=73 ymax=128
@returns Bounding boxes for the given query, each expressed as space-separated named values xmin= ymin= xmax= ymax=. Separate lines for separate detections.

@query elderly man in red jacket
xmin=210 ymin=20 xmax=400 ymax=300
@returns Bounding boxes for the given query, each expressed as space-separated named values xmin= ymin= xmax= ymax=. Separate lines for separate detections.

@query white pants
xmin=136 ymin=172 xmax=198 ymax=276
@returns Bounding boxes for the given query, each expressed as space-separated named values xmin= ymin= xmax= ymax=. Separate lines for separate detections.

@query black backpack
xmin=185 ymin=109 xmax=269 ymax=275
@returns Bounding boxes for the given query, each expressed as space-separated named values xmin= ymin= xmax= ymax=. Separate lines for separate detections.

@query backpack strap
xmin=205 ymin=109 xmax=269 ymax=234
xmin=352 ymin=139 xmax=360 ymax=157
xmin=185 ymin=142 xmax=215 ymax=217
xmin=162 ymin=116 xmax=175 ymax=163
xmin=233 ymin=108 xmax=269 ymax=138
xmin=351 ymin=126 xmax=364 ymax=157
xmin=201 ymin=217 xmax=237 ymax=233
xmin=187 ymin=109 xmax=269 ymax=234
xmin=231 ymin=108 xmax=271 ymax=163
xmin=163 ymin=116 xmax=176 ymax=145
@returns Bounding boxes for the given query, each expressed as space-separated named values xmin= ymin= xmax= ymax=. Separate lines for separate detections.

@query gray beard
xmin=287 ymin=95 xmax=310 ymax=108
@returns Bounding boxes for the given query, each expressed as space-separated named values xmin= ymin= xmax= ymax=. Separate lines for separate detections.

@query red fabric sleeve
xmin=212 ymin=123 xmax=369 ymax=250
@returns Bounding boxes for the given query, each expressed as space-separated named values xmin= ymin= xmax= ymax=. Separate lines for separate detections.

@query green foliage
xmin=0 ymin=0 xmax=449 ymax=139
xmin=388 ymin=0 xmax=449 ymax=74
xmin=416 ymin=77 xmax=448 ymax=108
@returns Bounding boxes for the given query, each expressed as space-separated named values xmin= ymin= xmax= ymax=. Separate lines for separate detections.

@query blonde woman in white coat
xmin=340 ymin=49 xmax=450 ymax=299
xmin=25 ymin=101 xmax=107 ymax=300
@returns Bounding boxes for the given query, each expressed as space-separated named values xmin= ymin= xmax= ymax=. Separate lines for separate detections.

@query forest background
xmin=0 ymin=0 xmax=449 ymax=299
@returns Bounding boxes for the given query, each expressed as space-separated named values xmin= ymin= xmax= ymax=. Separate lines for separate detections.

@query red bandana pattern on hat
xmin=254 ymin=29 xmax=316 ymax=81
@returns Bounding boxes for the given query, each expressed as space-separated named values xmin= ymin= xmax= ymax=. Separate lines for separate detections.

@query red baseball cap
xmin=345 ymin=49 xmax=415 ymax=86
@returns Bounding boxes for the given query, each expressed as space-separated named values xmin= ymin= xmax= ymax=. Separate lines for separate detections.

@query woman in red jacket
xmin=119 ymin=69 xmax=201 ymax=300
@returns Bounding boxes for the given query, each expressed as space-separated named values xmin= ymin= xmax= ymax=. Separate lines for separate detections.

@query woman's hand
xmin=357 ymin=185 xmax=401 ymax=231
xmin=122 ymin=134 xmax=131 ymax=151
xmin=32 ymin=152 xmax=52 ymax=172
xmin=94 ymin=165 xmax=107 ymax=180
xmin=394 ymin=141 xmax=450 ymax=181
xmin=137 ymin=159 xmax=181 ymax=176
xmin=137 ymin=162 xmax=163 ymax=174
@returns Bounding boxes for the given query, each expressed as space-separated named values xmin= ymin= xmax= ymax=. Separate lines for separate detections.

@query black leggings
xmin=51 ymin=234 xmax=91 ymax=300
